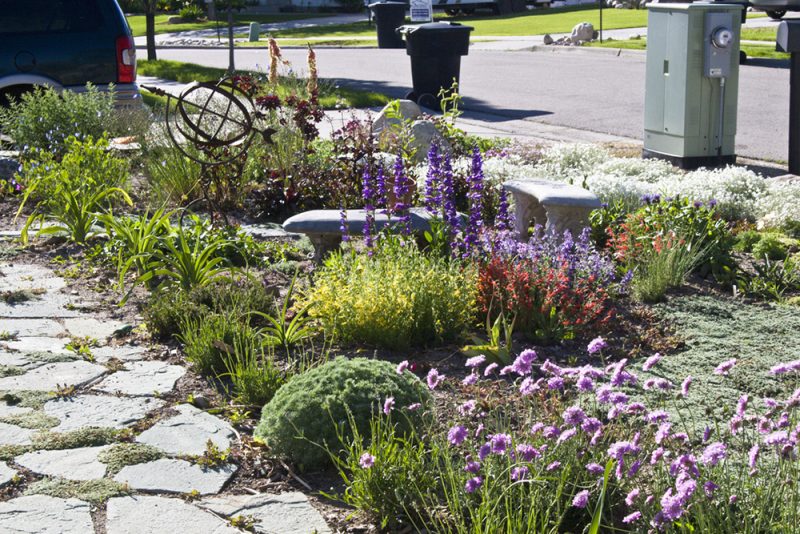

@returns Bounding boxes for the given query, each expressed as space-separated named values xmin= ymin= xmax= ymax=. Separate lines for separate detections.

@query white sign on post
xmin=410 ymin=0 xmax=433 ymax=22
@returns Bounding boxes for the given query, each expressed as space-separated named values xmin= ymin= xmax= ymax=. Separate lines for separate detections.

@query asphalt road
xmin=158 ymin=46 xmax=791 ymax=162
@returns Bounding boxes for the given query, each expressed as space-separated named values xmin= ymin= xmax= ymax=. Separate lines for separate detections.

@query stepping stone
xmin=0 ymin=263 xmax=66 ymax=292
xmin=0 ymin=401 xmax=32 ymax=418
xmin=0 ymin=421 xmax=35 ymax=446
xmin=94 ymin=361 xmax=186 ymax=397
xmin=113 ymin=458 xmax=237 ymax=495
xmin=3 ymin=337 xmax=70 ymax=355
xmin=0 ymin=462 xmax=16 ymax=487
xmin=92 ymin=345 xmax=148 ymax=363
xmin=0 ymin=495 xmax=93 ymax=534
xmin=107 ymin=495 xmax=241 ymax=534
xmin=0 ymin=350 xmax=31 ymax=367
xmin=199 ymin=492 xmax=332 ymax=534
xmin=15 ymin=445 xmax=109 ymax=481
xmin=2 ymin=319 xmax=65 ymax=337
xmin=44 ymin=395 xmax=164 ymax=433
xmin=135 ymin=404 xmax=235 ymax=456
xmin=0 ymin=360 xmax=106 ymax=392
xmin=0 ymin=293 xmax=93 ymax=319
xmin=63 ymin=317 xmax=128 ymax=341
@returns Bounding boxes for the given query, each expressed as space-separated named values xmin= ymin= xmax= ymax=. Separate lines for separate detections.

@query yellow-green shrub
xmin=304 ymin=242 xmax=477 ymax=349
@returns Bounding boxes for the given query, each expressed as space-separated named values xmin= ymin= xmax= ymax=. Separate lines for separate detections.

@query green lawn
xmin=741 ymin=26 xmax=777 ymax=42
xmin=267 ymin=5 xmax=651 ymax=39
xmin=587 ymin=37 xmax=788 ymax=59
xmin=126 ymin=13 xmax=324 ymax=37
xmin=137 ymin=59 xmax=391 ymax=109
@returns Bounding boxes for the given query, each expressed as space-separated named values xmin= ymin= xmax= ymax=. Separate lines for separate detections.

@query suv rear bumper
xmin=68 ymin=82 xmax=142 ymax=108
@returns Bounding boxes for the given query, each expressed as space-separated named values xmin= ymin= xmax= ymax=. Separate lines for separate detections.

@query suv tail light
xmin=116 ymin=35 xmax=136 ymax=83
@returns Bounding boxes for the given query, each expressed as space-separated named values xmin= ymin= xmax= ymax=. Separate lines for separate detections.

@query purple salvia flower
xmin=464 ymin=461 xmax=481 ymax=474
xmin=463 ymin=145 xmax=485 ymax=255
xmin=392 ymin=154 xmax=411 ymax=235
xmin=495 ymin=187 xmax=513 ymax=231
xmin=703 ymin=426 xmax=712 ymax=442
xmin=376 ymin=165 xmax=387 ymax=210
xmin=362 ymin=166 xmax=375 ymax=253
xmin=339 ymin=207 xmax=349 ymax=242
xmin=424 ymin=143 xmax=442 ymax=212
xmin=704 ymin=481 xmax=719 ymax=497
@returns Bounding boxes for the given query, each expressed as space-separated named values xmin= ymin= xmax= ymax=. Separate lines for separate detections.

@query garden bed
xmin=1 ymin=42 xmax=800 ymax=533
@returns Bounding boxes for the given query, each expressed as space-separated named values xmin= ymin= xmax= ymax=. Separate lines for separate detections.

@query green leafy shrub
xmin=304 ymin=242 xmax=477 ymax=350
xmin=143 ymin=276 xmax=278 ymax=340
xmin=255 ymin=357 xmax=432 ymax=471
xmin=608 ymin=196 xmax=736 ymax=284
xmin=179 ymin=311 xmax=258 ymax=376
xmin=751 ymin=233 xmax=789 ymax=261
xmin=16 ymin=136 xmax=131 ymax=243
xmin=0 ymin=85 xmax=121 ymax=156
xmin=733 ymin=229 xmax=761 ymax=253
xmin=221 ymin=335 xmax=287 ymax=407
xmin=179 ymin=3 xmax=204 ymax=21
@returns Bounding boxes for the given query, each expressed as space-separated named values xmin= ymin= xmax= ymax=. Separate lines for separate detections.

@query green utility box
xmin=643 ymin=3 xmax=743 ymax=169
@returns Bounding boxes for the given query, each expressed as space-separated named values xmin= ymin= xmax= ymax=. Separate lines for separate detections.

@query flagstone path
xmin=0 ymin=259 xmax=331 ymax=534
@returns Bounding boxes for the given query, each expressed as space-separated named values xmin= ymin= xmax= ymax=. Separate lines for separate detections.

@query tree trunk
xmin=145 ymin=1 xmax=157 ymax=61
xmin=227 ymin=5 xmax=235 ymax=73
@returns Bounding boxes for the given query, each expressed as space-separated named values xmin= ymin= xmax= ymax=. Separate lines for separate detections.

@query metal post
xmin=599 ymin=0 xmax=603 ymax=43
xmin=790 ymin=52 xmax=800 ymax=174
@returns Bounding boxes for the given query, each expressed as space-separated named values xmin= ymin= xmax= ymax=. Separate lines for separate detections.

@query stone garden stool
xmin=282 ymin=208 xmax=436 ymax=262
xmin=502 ymin=180 xmax=602 ymax=240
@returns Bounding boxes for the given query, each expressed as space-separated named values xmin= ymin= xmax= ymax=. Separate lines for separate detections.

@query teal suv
xmin=0 ymin=0 xmax=139 ymax=106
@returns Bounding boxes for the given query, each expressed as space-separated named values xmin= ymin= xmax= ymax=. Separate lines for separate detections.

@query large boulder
xmin=409 ymin=119 xmax=451 ymax=163
xmin=372 ymin=99 xmax=423 ymax=135
xmin=570 ymin=22 xmax=595 ymax=43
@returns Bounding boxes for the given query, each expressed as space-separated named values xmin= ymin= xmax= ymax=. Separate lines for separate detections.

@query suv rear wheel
xmin=767 ymin=10 xmax=786 ymax=20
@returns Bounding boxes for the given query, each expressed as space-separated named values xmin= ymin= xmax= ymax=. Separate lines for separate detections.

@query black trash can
xmin=369 ymin=2 xmax=407 ymax=49
xmin=397 ymin=22 xmax=473 ymax=109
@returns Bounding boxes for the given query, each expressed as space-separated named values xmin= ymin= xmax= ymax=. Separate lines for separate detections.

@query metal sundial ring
xmin=142 ymin=76 xmax=272 ymax=225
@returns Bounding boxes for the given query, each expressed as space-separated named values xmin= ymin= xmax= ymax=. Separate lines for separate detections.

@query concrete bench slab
xmin=282 ymin=208 xmax=435 ymax=261
xmin=503 ymin=180 xmax=602 ymax=240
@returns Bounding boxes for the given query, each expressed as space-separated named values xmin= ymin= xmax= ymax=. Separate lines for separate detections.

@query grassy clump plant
xmin=255 ymin=357 xmax=432 ymax=471
xmin=305 ymin=240 xmax=477 ymax=350
xmin=179 ymin=311 xmax=259 ymax=376
xmin=97 ymin=443 xmax=163 ymax=475
xmin=25 ymin=478 xmax=129 ymax=504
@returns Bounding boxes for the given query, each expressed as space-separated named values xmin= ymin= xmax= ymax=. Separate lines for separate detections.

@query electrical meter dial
xmin=712 ymin=27 xmax=733 ymax=49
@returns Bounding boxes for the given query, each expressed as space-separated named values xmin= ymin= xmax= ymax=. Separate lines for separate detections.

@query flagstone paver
xmin=0 ymin=421 xmax=35 ymax=446
xmin=107 ymin=495 xmax=241 ymax=534
xmin=2 ymin=318 xmax=65 ymax=337
xmin=0 ymin=401 xmax=32 ymax=418
xmin=15 ymin=446 xmax=110 ymax=481
xmin=44 ymin=394 xmax=164 ymax=432
xmin=0 ymin=495 xmax=94 ymax=534
xmin=3 ymin=336 xmax=70 ymax=355
xmin=0 ymin=260 xmax=332 ymax=533
xmin=94 ymin=360 xmax=186 ymax=396
xmin=199 ymin=492 xmax=333 ymax=534
xmin=0 ymin=462 xmax=16 ymax=487
xmin=113 ymin=458 xmax=237 ymax=495
xmin=135 ymin=404 xmax=235 ymax=456
xmin=0 ymin=360 xmax=107 ymax=392
xmin=62 ymin=317 xmax=127 ymax=340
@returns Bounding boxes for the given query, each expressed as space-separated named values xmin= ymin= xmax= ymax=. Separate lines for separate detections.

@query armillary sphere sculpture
xmin=142 ymin=77 xmax=274 ymax=225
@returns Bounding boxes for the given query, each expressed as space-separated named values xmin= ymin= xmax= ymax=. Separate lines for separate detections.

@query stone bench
xmin=282 ymin=208 xmax=436 ymax=261
xmin=502 ymin=180 xmax=602 ymax=240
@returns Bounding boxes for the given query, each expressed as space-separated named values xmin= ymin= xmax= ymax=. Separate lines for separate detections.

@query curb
xmin=525 ymin=44 xmax=646 ymax=58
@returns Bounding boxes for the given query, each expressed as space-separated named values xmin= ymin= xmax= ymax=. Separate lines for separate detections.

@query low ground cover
xmin=1 ymin=38 xmax=799 ymax=532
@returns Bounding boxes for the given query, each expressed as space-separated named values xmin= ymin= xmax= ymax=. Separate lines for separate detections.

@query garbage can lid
xmin=368 ymin=1 xmax=407 ymax=5
xmin=397 ymin=21 xmax=474 ymax=35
